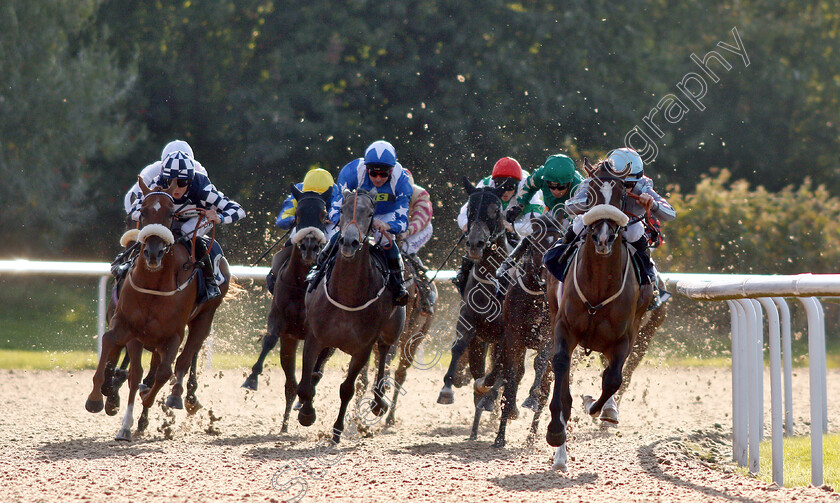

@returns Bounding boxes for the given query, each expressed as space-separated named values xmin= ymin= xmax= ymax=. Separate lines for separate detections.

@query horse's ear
xmin=356 ymin=188 xmax=368 ymax=196
xmin=138 ymin=176 xmax=151 ymax=196
xmin=291 ymin=184 xmax=304 ymax=200
xmin=463 ymin=176 xmax=476 ymax=195
xmin=321 ymin=186 xmax=333 ymax=204
xmin=342 ymin=188 xmax=353 ymax=199
xmin=582 ymin=157 xmax=597 ymax=177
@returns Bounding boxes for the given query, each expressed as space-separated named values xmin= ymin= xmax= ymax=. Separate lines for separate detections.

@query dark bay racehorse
xmin=492 ymin=213 xmax=564 ymax=448
xmin=241 ymin=185 xmax=335 ymax=433
xmin=437 ymin=178 xmax=507 ymax=440
xmin=545 ymin=159 xmax=653 ymax=471
xmin=297 ymin=189 xmax=405 ymax=443
xmin=86 ymin=178 xmax=229 ymax=441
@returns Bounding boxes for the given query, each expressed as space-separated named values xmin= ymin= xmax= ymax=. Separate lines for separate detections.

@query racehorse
xmin=437 ymin=178 xmax=507 ymax=440
xmin=296 ymin=189 xmax=406 ymax=443
xmin=545 ymin=158 xmax=653 ymax=471
xmin=241 ymin=185 xmax=336 ymax=433
xmin=491 ymin=212 xmax=564 ymax=448
xmin=85 ymin=177 xmax=229 ymax=441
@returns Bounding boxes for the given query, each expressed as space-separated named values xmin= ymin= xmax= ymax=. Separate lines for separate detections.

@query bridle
xmin=466 ymin=190 xmax=506 ymax=253
xmin=340 ymin=191 xmax=375 ymax=253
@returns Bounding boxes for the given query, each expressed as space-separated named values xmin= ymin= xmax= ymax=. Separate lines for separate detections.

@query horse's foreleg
xmin=585 ymin=337 xmax=631 ymax=419
xmin=546 ymin=331 xmax=573 ymax=447
xmin=437 ymin=318 xmax=476 ymax=404
xmin=524 ymin=338 xmax=552 ymax=411
xmin=280 ymin=336 xmax=299 ymax=433
xmin=493 ymin=338 xmax=526 ymax=448
xmin=242 ymin=317 xmax=281 ymax=391
xmin=116 ymin=341 xmax=144 ymax=441
xmin=527 ymin=359 xmax=554 ymax=444
xmin=105 ymin=350 xmax=132 ymax=416
xmin=141 ymin=336 xmax=180 ymax=410
xmin=141 ymin=352 xmax=159 ymax=392
xmin=86 ymin=330 xmax=121 ymax=413
xmin=386 ymin=336 xmax=416 ymax=426
xmin=371 ymin=340 xmax=393 ymax=416
xmin=332 ymin=346 xmax=373 ymax=444
xmin=296 ymin=334 xmax=323 ymax=427
xmin=169 ymin=315 xmax=212 ymax=409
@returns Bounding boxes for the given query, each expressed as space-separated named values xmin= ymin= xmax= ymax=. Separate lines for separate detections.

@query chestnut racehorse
xmin=545 ymin=159 xmax=652 ymax=471
xmin=85 ymin=177 xmax=229 ymax=441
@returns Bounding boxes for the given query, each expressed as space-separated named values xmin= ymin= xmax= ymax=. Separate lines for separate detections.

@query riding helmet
xmin=161 ymin=151 xmax=195 ymax=180
xmin=541 ymin=154 xmax=576 ymax=183
xmin=364 ymin=140 xmax=397 ymax=167
xmin=491 ymin=157 xmax=523 ymax=180
xmin=302 ymin=168 xmax=335 ymax=193
xmin=608 ymin=148 xmax=644 ymax=181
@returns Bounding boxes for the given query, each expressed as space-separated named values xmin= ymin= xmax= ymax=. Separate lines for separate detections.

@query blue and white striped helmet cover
xmin=161 ymin=151 xmax=195 ymax=180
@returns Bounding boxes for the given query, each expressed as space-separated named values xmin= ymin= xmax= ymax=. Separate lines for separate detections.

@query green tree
xmin=0 ymin=0 xmax=144 ymax=256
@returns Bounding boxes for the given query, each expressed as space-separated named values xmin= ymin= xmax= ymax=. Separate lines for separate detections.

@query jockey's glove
xmin=505 ymin=204 xmax=522 ymax=223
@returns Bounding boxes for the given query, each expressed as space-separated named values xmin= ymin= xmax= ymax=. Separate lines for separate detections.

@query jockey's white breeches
xmin=400 ymin=223 xmax=433 ymax=255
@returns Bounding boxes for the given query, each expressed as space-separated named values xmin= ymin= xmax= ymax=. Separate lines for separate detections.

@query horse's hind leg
xmin=116 ymin=341 xmax=143 ymax=441
xmin=86 ymin=329 xmax=121 ymax=413
xmin=185 ymin=351 xmax=202 ymax=414
xmin=386 ymin=334 xmax=418 ymax=426
xmin=527 ymin=360 xmax=554 ymax=445
xmin=279 ymin=336 xmax=299 ymax=433
xmin=140 ymin=352 xmax=159 ymax=392
xmin=105 ymin=350 xmax=132 ymax=416
xmin=140 ymin=336 xmax=180 ymax=410
xmin=584 ymin=338 xmax=631 ymax=419
xmin=242 ymin=306 xmax=283 ymax=391
xmin=169 ymin=313 xmax=214 ymax=409
xmin=370 ymin=340 xmax=394 ymax=417
xmin=493 ymin=338 xmax=526 ymax=448
xmin=332 ymin=346 xmax=373 ymax=444
xmin=523 ymin=340 xmax=552 ymax=411
xmin=615 ymin=305 xmax=666 ymax=401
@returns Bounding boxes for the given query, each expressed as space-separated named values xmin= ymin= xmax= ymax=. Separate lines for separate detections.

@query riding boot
xmin=451 ymin=256 xmax=473 ymax=297
xmin=495 ymin=238 xmax=530 ymax=298
xmin=306 ymin=234 xmax=338 ymax=293
xmin=629 ymin=236 xmax=663 ymax=310
xmin=194 ymin=237 xmax=221 ymax=303
xmin=387 ymin=256 xmax=409 ymax=306
xmin=407 ymin=253 xmax=434 ymax=314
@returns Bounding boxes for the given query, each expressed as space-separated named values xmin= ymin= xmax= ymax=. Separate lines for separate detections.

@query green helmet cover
xmin=541 ymin=154 xmax=576 ymax=183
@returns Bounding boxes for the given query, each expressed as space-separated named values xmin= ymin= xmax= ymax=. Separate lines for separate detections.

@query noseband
xmin=341 ymin=192 xmax=374 ymax=252
xmin=467 ymin=191 xmax=506 ymax=252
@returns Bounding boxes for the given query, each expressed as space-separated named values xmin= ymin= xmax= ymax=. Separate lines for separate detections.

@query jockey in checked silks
xmin=543 ymin=148 xmax=675 ymax=310
xmin=494 ymin=153 xmax=585 ymax=295
xmin=397 ymin=168 xmax=437 ymax=315
xmin=265 ymin=167 xmax=337 ymax=294
xmin=113 ymin=143 xmax=246 ymax=304
xmin=450 ymin=156 xmax=545 ymax=296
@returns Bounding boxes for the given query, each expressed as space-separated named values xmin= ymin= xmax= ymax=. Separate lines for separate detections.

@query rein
xmin=126 ymin=268 xmax=198 ymax=296
xmin=570 ymin=243 xmax=632 ymax=314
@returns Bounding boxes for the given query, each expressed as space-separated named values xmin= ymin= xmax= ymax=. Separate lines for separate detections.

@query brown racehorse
xmin=297 ymin=189 xmax=405 ymax=443
xmin=491 ymin=213 xmax=564 ymax=448
xmin=85 ymin=177 xmax=229 ymax=441
xmin=241 ymin=186 xmax=336 ymax=433
xmin=545 ymin=158 xmax=653 ymax=471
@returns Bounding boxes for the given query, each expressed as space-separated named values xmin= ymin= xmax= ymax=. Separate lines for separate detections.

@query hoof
xmin=385 ymin=415 xmax=396 ymax=427
xmin=185 ymin=396 xmax=202 ymax=415
xmin=298 ymin=405 xmax=316 ymax=427
xmin=437 ymin=387 xmax=454 ymax=405
xmin=582 ymin=395 xmax=597 ymax=417
xmin=137 ymin=415 xmax=149 ymax=433
xmin=477 ymin=394 xmax=495 ymax=412
xmin=468 ymin=433 xmax=478 ymax=441
xmin=165 ymin=395 xmax=184 ymax=409
xmin=85 ymin=398 xmax=104 ymax=413
xmin=115 ymin=428 xmax=132 ymax=442
xmin=105 ymin=394 xmax=120 ymax=416
xmin=509 ymin=406 xmax=520 ymax=421
xmin=138 ymin=383 xmax=150 ymax=393
xmin=492 ymin=437 xmax=506 ymax=449
xmin=474 ymin=377 xmax=490 ymax=395
xmin=599 ymin=407 xmax=619 ymax=424
xmin=521 ymin=395 xmax=539 ymax=412
xmin=546 ymin=429 xmax=566 ymax=448
xmin=552 ymin=445 xmax=568 ymax=472
xmin=241 ymin=376 xmax=258 ymax=391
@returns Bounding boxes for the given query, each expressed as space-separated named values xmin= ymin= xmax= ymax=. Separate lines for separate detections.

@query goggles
xmin=161 ymin=177 xmax=191 ymax=188
xmin=546 ymin=182 xmax=571 ymax=191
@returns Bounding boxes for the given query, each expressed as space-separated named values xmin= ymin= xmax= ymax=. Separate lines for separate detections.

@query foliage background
xmin=2 ymin=0 xmax=839 ymax=272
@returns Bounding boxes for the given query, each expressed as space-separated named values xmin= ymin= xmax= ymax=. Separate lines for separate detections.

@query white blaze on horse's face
xmin=152 ymin=201 xmax=161 ymax=212
xmin=599 ymin=182 xmax=613 ymax=207
xmin=594 ymin=220 xmax=615 ymax=255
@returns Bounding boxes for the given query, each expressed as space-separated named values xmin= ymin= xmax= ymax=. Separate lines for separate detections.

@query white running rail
xmin=668 ymin=272 xmax=834 ymax=487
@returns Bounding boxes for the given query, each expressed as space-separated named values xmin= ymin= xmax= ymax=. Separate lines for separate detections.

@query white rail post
xmin=729 ymin=299 xmax=748 ymax=466
xmin=772 ymin=297 xmax=794 ymax=436
xmin=816 ymin=301 xmax=828 ymax=433
xmin=737 ymin=299 xmax=761 ymax=474
xmin=798 ymin=297 xmax=825 ymax=487
xmin=97 ymin=275 xmax=109 ymax=356
xmin=750 ymin=299 xmax=765 ymax=442
xmin=758 ymin=297 xmax=784 ymax=486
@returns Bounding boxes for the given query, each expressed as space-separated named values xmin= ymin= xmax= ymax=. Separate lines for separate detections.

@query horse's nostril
xmin=476 ymin=241 xmax=485 ymax=249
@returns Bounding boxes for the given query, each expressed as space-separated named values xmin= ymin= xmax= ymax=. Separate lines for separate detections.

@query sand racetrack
xmin=1 ymin=365 xmax=838 ymax=502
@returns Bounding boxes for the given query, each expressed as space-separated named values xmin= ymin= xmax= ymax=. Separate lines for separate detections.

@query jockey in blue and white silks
xmin=307 ymin=140 xmax=411 ymax=306
xmin=123 ymin=140 xmax=208 ymax=216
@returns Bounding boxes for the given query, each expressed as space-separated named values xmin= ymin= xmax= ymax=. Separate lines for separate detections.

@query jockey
xmin=545 ymin=148 xmax=675 ymax=309
xmin=123 ymin=140 xmax=208 ymax=215
xmin=496 ymin=153 xmax=584 ymax=290
xmin=399 ymin=168 xmax=436 ymax=314
xmin=306 ymin=140 xmax=411 ymax=307
xmin=451 ymin=157 xmax=544 ymax=296
xmin=127 ymin=150 xmax=246 ymax=302
xmin=265 ymin=167 xmax=336 ymax=294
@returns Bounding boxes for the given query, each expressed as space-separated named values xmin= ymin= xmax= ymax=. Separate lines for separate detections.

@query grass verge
xmin=755 ymin=433 xmax=840 ymax=488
